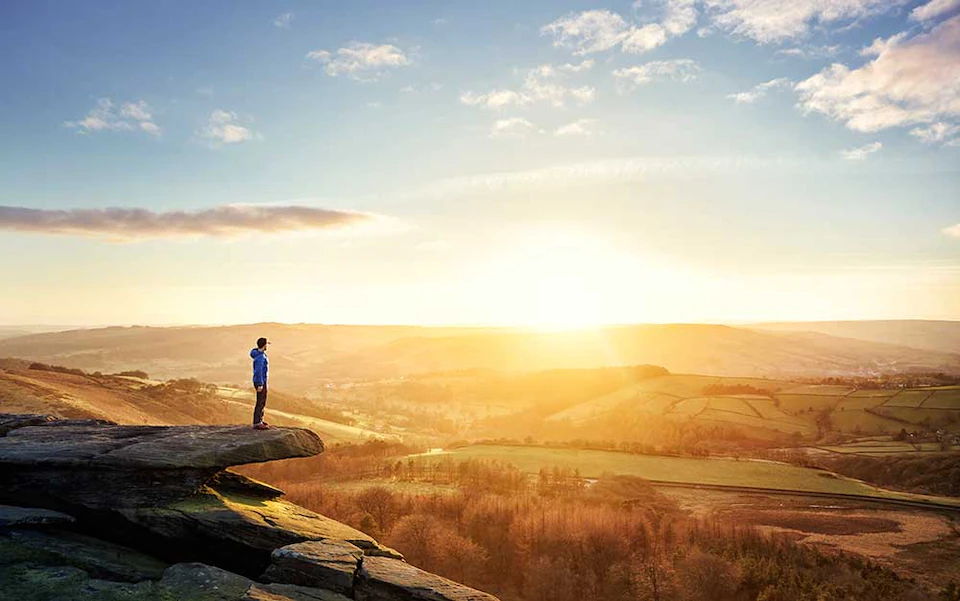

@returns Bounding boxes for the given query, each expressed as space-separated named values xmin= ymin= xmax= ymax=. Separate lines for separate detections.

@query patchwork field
xmin=422 ymin=445 xmax=960 ymax=507
xmin=543 ymin=375 xmax=960 ymax=441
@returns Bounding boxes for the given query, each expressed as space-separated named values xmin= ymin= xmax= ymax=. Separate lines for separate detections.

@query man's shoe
xmin=253 ymin=422 xmax=270 ymax=430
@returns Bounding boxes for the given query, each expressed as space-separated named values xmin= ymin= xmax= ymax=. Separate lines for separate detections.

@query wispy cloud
xmin=0 ymin=204 xmax=374 ymax=241
xmin=197 ymin=110 xmax=260 ymax=146
xmin=431 ymin=18 xmax=447 ymax=25
xmin=910 ymin=122 xmax=960 ymax=145
xmin=273 ymin=12 xmax=294 ymax=29
xmin=944 ymin=223 xmax=960 ymax=237
xmin=461 ymin=89 xmax=530 ymax=109
xmin=840 ymin=141 xmax=882 ymax=160
xmin=541 ymin=4 xmax=696 ymax=55
xmin=489 ymin=117 xmax=538 ymax=139
xmin=700 ymin=0 xmax=906 ymax=43
xmin=775 ymin=45 xmax=841 ymax=59
xmin=63 ymin=99 xmax=161 ymax=136
xmin=410 ymin=155 xmax=794 ymax=198
xmin=613 ymin=59 xmax=701 ymax=87
xmin=554 ymin=118 xmax=601 ymax=137
xmin=727 ymin=77 xmax=792 ymax=103
xmin=306 ymin=42 xmax=413 ymax=81
xmin=461 ymin=62 xmax=596 ymax=109
xmin=911 ymin=0 xmax=960 ymax=21
xmin=795 ymin=16 xmax=960 ymax=132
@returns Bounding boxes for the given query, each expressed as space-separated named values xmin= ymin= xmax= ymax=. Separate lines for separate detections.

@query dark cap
xmin=256 ymin=337 xmax=269 ymax=349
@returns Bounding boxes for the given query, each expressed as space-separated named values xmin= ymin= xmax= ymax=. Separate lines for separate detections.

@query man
xmin=250 ymin=337 xmax=270 ymax=430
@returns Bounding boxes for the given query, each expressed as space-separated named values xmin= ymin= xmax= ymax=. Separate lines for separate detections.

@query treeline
xmin=811 ymin=454 xmax=960 ymax=497
xmin=701 ymin=383 xmax=778 ymax=396
xmin=801 ymin=373 xmax=960 ymax=389
xmin=264 ymin=460 xmax=938 ymax=601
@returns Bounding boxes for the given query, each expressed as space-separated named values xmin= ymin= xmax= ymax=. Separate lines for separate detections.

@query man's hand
xmin=256 ymin=386 xmax=263 ymax=392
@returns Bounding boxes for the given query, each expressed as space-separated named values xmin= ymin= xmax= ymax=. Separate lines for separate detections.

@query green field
xmin=425 ymin=445 xmax=960 ymax=506
xmin=544 ymin=375 xmax=960 ymax=440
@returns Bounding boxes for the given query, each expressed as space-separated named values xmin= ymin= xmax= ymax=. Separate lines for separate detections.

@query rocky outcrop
xmin=0 ymin=505 xmax=74 ymax=528
xmin=0 ymin=413 xmax=500 ymax=601
xmin=263 ymin=540 xmax=365 ymax=594
xmin=356 ymin=557 xmax=499 ymax=601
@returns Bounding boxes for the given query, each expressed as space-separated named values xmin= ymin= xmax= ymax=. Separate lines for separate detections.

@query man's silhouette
xmin=250 ymin=337 xmax=269 ymax=430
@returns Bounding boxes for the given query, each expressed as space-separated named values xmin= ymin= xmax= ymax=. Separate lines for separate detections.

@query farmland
xmin=420 ymin=444 xmax=960 ymax=507
xmin=540 ymin=374 xmax=960 ymax=443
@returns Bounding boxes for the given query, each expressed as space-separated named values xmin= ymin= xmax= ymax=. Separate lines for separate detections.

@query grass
xmin=423 ymin=444 xmax=960 ymax=507
xmin=924 ymin=388 xmax=960 ymax=409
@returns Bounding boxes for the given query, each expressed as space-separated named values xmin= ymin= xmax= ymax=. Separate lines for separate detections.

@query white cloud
xmin=461 ymin=89 xmax=530 ymax=109
xmin=462 ymin=63 xmax=596 ymax=109
xmin=560 ymin=59 xmax=595 ymax=73
xmin=943 ymin=223 xmax=960 ymax=237
xmin=542 ymin=9 xmax=633 ymax=54
xmin=613 ymin=59 xmax=701 ymax=87
xmin=489 ymin=117 xmax=537 ymax=139
xmin=910 ymin=122 xmax=960 ymax=144
xmin=64 ymin=98 xmax=160 ymax=136
xmin=273 ymin=13 xmax=294 ymax=28
xmin=119 ymin=100 xmax=151 ymax=121
xmin=198 ymin=110 xmax=259 ymax=146
xmin=555 ymin=118 xmax=601 ymax=136
xmin=911 ymin=0 xmax=960 ymax=21
xmin=775 ymin=45 xmax=841 ymax=59
xmin=541 ymin=3 xmax=696 ymax=55
xmin=840 ymin=141 xmax=882 ymax=160
xmin=306 ymin=42 xmax=413 ymax=81
xmin=701 ymin=0 xmax=906 ymax=43
xmin=431 ymin=18 xmax=447 ymax=25
xmin=795 ymin=17 xmax=960 ymax=132
xmin=727 ymin=77 xmax=793 ymax=103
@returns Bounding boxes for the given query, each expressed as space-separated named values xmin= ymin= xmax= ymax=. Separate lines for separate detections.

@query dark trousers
xmin=253 ymin=384 xmax=268 ymax=424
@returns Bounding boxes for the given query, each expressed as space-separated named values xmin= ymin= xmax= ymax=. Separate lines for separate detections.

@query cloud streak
xmin=0 ymin=204 xmax=374 ymax=241
xmin=306 ymin=42 xmax=413 ymax=81
xmin=63 ymin=98 xmax=161 ymax=136
xmin=613 ymin=59 xmax=701 ymax=87
xmin=840 ymin=141 xmax=882 ymax=160
xmin=728 ymin=77 xmax=792 ymax=103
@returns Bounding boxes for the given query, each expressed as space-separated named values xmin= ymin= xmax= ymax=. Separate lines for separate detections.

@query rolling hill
xmin=0 ymin=359 xmax=386 ymax=443
xmin=753 ymin=320 xmax=960 ymax=354
xmin=2 ymin=322 xmax=959 ymax=394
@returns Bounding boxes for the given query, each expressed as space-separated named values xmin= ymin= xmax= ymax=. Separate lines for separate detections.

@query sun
xmin=470 ymin=227 xmax=647 ymax=330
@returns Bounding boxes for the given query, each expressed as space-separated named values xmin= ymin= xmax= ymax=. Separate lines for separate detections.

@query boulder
xmin=160 ymin=563 xmax=352 ymax=601
xmin=4 ymin=528 xmax=167 ymax=582
xmin=118 ymin=489 xmax=402 ymax=560
xmin=0 ymin=505 xmax=74 ymax=527
xmin=0 ymin=413 xmax=57 ymax=436
xmin=355 ymin=556 xmax=499 ymax=601
xmin=263 ymin=539 xmax=364 ymax=594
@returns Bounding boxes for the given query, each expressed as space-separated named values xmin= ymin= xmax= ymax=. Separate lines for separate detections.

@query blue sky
xmin=0 ymin=0 xmax=958 ymax=326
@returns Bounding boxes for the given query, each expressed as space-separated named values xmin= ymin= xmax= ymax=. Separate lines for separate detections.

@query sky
xmin=0 ymin=0 xmax=958 ymax=327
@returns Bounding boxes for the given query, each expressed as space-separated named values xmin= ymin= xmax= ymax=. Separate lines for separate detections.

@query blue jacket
xmin=251 ymin=348 xmax=268 ymax=386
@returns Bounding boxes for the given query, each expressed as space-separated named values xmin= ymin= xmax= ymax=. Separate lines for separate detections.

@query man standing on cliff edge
xmin=250 ymin=337 xmax=270 ymax=430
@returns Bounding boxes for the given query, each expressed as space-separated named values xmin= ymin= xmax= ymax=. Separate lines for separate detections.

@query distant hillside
xmin=3 ymin=322 xmax=959 ymax=393
xmin=0 ymin=361 xmax=382 ymax=443
xmin=753 ymin=320 xmax=960 ymax=354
